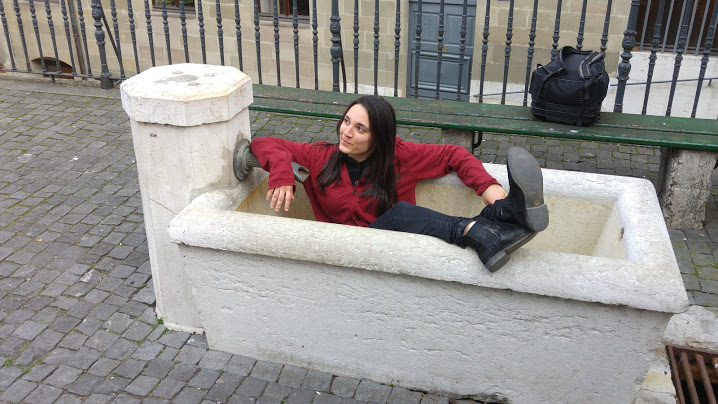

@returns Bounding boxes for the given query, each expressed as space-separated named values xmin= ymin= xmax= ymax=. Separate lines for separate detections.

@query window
xmin=153 ymin=0 xmax=195 ymax=11
xmin=258 ymin=0 xmax=309 ymax=18
xmin=636 ymin=0 xmax=717 ymax=54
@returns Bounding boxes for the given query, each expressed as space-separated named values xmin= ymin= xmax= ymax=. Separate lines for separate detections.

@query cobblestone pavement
xmin=0 ymin=76 xmax=716 ymax=403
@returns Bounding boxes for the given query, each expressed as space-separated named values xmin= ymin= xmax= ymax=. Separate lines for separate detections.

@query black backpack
xmin=529 ymin=46 xmax=610 ymax=126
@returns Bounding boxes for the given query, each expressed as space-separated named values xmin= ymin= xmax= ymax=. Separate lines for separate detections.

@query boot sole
xmin=485 ymin=231 xmax=537 ymax=272
xmin=506 ymin=147 xmax=549 ymax=232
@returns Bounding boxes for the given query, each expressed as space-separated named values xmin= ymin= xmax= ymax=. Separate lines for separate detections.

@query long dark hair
xmin=316 ymin=95 xmax=398 ymax=215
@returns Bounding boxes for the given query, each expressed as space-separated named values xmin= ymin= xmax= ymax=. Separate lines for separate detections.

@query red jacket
xmin=251 ymin=137 xmax=499 ymax=226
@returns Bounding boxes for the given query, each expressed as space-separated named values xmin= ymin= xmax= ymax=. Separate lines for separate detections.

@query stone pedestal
xmin=120 ymin=63 xmax=252 ymax=331
xmin=659 ymin=149 xmax=718 ymax=229
xmin=440 ymin=128 xmax=475 ymax=153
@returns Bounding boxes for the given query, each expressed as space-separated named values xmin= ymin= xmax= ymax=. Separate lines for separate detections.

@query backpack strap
xmin=578 ymin=51 xmax=604 ymax=79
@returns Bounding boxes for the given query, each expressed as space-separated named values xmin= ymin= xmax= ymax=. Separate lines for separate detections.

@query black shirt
xmin=343 ymin=153 xmax=373 ymax=186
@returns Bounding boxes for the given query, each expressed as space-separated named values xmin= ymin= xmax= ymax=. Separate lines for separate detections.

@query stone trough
xmin=121 ymin=64 xmax=689 ymax=404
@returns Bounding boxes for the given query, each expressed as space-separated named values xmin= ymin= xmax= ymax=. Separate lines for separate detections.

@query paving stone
xmin=143 ymin=358 xmax=174 ymax=379
xmin=419 ymin=395 xmax=449 ymax=404
xmin=104 ymin=338 xmax=137 ymax=360
xmin=199 ymin=350 xmax=232 ymax=371
xmin=285 ymin=388 xmax=317 ymax=404
xmin=76 ymin=318 xmax=103 ymax=336
xmin=24 ymin=384 xmax=63 ymax=404
xmin=132 ymin=287 xmax=155 ymax=304
xmin=43 ymin=347 xmax=74 ymax=366
xmin=93 ymin=376 xmax=131 ymax=395
xmin=157 ymin=346 xmax=180 ymax=362
xmin=122 ymin=321 xmax=152 ymax=341
xmin=278 ymin=365 xmax=307 ymax=388
xmin=354 ymin=380 xmax=391 ymax=404
xmin=313 ymin=393 xmax=342 ymax=404
xmin=176 ymin=344 xmax=206 ymax=365
xmin=21 ymin=364 xmax=56 ymax=383
xmin=205 ymin=372 xmax=243 ymax=402
xmin=1 ymin=379 xmax=37 ymax=403
xmin=113 ymin=358 xmax=146 ymax=379
xmin=67 ymin=373 xmax=103 ymax=395
xmin=189 ymin=368 xmax=221 ymax=389
xmin=88 ymin=357 xmax=121 ymax=377
xmin=225 ymin=355 xmax=256 ymax=377
xmin=0 ymin=366 xmax=23 ymax=390
xmin=59 ymin=332 xmax=87 ymax=350
xmin=12 ymin=320 xmax=47 ymax=340
xmin=387 ymin=387 xmax=422 ymax=404
xmin=89 ymin=302 xmax=119 ymax=321
xmin=84 ymin=393 xmax=113 ymax=404
xmin=251 ymin=361 xmax=282 ymax=383
xmin=45 ymin=365 xmax=83 ymax=387
xmin=174 ymin=387 xmax=207 ymax=404
xmin=66 ymin=347 xmax=102 ymax=370
xmin=124 ymin=375 xmax=159 ymax=396
xmin=301 ymin=370 xmax=333 ymax=392
xmin=30 ymin=328 xmax=63 ymax=351
xmin=262 ymin=382 xmax=293 ymax=400
xmin=153 ymin=377 xmax=185 ymax=399
xmin=131 ymin=340 xmax=163 ymax=361
xmin=158 ymin=330 xmax=190 ymax=349
xmin=86 ymin=330 xmax=120 ymax=352
xmin=236 ymin=376 xmax=268 ymax=398
xmin=168 ymin=363 xmax=200 ymax=382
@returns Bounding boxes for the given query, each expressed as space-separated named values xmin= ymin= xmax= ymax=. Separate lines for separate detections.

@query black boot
xmin=462 ymin=217 xmax=536 ymax=272
xmin=503 ymin=146 xmax=549 ymax=232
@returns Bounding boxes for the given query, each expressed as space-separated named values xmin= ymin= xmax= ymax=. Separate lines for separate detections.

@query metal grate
xmin=667 ymin=345 xmax=718 ymax=404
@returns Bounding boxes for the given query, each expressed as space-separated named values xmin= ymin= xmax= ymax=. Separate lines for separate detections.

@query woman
xmin=251 ymin=95 xmax=548 ymax=271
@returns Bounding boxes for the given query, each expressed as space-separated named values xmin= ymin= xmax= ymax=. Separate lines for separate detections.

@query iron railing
xmin=0 ymin=0 xmax=717 ymax=119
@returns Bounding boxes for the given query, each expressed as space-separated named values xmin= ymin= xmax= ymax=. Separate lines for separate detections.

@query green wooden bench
xmin=249 ymin=84 xmax=718 ymax=229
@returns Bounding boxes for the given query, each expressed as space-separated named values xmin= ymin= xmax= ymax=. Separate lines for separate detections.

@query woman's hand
xmin=480 ymin=184 xmax=507 ymax=206
xmin=267 ymin=185 xmax=295 ymax=212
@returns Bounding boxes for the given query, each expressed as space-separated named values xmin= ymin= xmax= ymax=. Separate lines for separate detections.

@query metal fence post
xmin=330 ymin=0 xmax=341 ymax=92
xmin=92 ymin=0 xmax=112 ymax=89
xmin=614 ymin=0 xmax=639 ymax=113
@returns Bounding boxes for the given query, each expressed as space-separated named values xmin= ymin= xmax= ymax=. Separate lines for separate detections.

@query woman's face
xmin=339 ymin=104 xmax=374 ymax=162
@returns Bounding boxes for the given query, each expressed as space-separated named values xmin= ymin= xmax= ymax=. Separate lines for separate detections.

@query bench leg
xmin=441 ymin=128 xmax=475 ymax=154
xmin=658 ymin=149 xmax=718 ymax=229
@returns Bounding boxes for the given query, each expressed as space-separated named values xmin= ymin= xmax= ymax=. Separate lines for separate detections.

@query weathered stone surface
xmin=660 ymin=149 xmax=718 ymax=229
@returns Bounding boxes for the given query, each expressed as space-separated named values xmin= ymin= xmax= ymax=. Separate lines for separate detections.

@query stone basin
xmin=168 ymin=164 xmax=688 ymax=404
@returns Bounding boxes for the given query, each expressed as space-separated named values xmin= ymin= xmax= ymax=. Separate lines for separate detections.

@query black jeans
xmin=369 ymin=199 xmax=507 ymax=247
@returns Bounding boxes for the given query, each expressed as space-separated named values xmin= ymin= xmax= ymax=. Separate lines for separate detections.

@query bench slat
xmin=251 ymin=85 xmax=718 ymax=151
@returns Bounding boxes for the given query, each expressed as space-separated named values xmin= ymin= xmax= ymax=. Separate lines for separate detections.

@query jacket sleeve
xmin=249 ymin=137 xmax=317 ymax=189
xmin=395 ymin=139 xmax=501 ymax=196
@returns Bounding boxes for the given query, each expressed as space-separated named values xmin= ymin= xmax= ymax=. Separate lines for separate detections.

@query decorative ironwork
xmin=394 ymin=0 xmax=400 ymax=97
xmin=12 ymin=0 xmax=30 ymax=71
xmin=614 ymin=0 xmax=640 ymax=113
xmin=254 ymin=0 xmax=262 ymax=84
xmin=551 ymin=0 xmax=562 ymax=61
xmin=353 ymin=0 xmax=359 ymax=94
xmin=576 ymin=0 xmax=587 ymax=50
xmin=28 ymin=0 xmax=47 ymax=73
xmin=180 ymin=0 xmax=189 ymax=63
xmin=234 ymin=0 xmax=243 ymax=70
xmin=523 ymin=0 xmax=539 ymax=106
xmin=143 ymin=0 xmax=155 ymax=66
xmin=195 ymin=0 xmax=205 ymax=63
xmin=457 ymin=0 xmax=468 ymax=101
xmin=501 ymin=0 xmax=514 ymax=105
xmin=373 ymin=0 xmax=380 ymax=95
xmin=127 ymin=0 xmax=140 ymax=72
xmin=479 ymin=0 xmax=490 ymax=102
xmin=92 ymin=0 xmax=111 ymax=88
xmin=692 ymin=0 xmax=718 ymax=117
xmin=43 ymin=0 xmax=61 ymax=77
xmin=662 ymin=0 xmax=676 ymax=52
xmin=312 ymin=0 xmax=318 ymax=89
xmin=413 ymin=0 xmax=422 ymax=98
xmin=273 ymin=0 xmax=280 ymax=86
xmin=59 ymin=0 xmax=77 ymax=74
xmin=216 ymin=0 xmax=224 ymax=65
xmin=666 ymin=0 xmax=695 ymax=116
xmin=0 ymin=0 xmax=17 ymax=71
xmin=330 ymin=0 xmax=341 ymax=92
xmin=642 ymin=0 xmax=666 ymax=115
xmin=600 ymin=0 xmax=613 ymax=54
xmin=293 ymin=0 xmax=299 ymax=88
xmin=109 ymin=0 xmax=125 ymax=77
xmin=435 ymin=0 xmax=445 ymax=99
xmin=160 ymin=0 xmax=171 ymax=64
